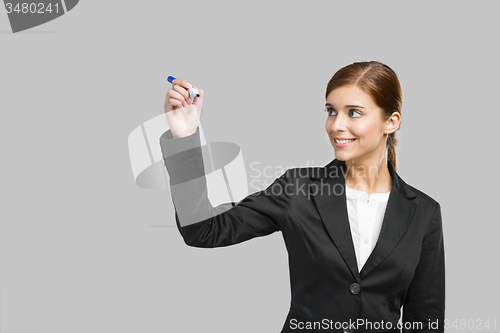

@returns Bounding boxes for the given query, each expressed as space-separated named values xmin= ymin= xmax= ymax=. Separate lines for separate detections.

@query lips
xmin=334 ymin=138 xmax=356 ymax=144
xmin=333 ymin=138 xmax=356 ymax=147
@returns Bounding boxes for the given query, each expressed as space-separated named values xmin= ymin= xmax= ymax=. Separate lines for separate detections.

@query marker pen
xmin=167 ymin=76 xmax=200 ymax=102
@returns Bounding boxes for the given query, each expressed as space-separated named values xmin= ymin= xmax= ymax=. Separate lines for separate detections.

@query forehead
xmin=326 ymin=85 xmax=376 ymax=107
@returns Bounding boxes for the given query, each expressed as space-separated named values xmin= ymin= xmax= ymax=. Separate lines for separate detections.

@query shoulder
xmin=406 ymin=181 xmax=438 ymax=203
xmin=265 ymin=167 xmax=322 ymax=196
xmin=282 ymin=166 xmax=326 ymax=182
xmin=401 ymin=179 xmax=441 ymax=214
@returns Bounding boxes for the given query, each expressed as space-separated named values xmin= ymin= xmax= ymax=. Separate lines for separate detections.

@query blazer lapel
xmin=310 ymin=158 xmax=418 ymax=282
xmin=311 ymin=158 xmax=360 ymax=282
xmin=359 ymin=159 xmax=417 ymax=279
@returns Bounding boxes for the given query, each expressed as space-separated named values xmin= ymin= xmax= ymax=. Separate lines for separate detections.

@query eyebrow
xmin=325 ymin=103 xmax=365 ymax=109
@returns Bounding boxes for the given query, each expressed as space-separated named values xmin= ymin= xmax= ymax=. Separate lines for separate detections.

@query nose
xmin=329 ymin=112 xmax=348 ymax=133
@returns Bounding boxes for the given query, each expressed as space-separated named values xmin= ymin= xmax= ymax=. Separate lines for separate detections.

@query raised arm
xmin=160 ymin=79 xmax=292 ymax=248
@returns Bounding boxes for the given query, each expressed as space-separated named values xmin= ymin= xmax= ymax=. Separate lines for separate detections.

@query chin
xmin=333 ymin=150 xmax=354 ymax=162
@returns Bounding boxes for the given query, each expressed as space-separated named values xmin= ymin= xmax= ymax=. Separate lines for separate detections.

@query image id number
xmin=5 ymin=2 xmax=60 ymax=14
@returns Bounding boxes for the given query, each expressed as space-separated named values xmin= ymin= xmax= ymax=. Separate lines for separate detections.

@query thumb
xmin=192 ymin=87 xmax=204 ymax=110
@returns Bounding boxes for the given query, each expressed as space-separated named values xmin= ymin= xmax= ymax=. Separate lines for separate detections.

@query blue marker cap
xmin=167 ymin=76 xmax=176 ymax=84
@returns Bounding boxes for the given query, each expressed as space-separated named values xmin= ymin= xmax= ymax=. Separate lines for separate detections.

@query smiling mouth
xmin=334 ymin=139 xmax=356 ymax=144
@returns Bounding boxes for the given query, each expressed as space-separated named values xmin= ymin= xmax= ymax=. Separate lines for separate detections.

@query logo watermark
xmin=289 ymin=318 xmax=434 ymax=331
xmin=3 ymin=0 xmax=79 ymax=33
xmin=248 ymin=160 xmax=387 ymax=197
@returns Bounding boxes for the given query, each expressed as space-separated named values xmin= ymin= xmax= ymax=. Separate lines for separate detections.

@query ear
xmin=384 ymin=111 xmax=401 ymax=135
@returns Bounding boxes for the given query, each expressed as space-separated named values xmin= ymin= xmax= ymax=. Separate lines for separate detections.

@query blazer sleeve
xmin=159 ymin=126 xmax=291 ymax=248
xmin=402 ymin=201 xmax=445 ymax=332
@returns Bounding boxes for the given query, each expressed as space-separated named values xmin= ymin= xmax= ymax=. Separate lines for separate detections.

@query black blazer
xmin=160 ymin=127 xmax=445 ymax=333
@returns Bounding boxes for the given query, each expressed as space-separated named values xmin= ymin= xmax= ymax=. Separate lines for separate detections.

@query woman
xmin=160 ymin=61 xmax=445 ymax=333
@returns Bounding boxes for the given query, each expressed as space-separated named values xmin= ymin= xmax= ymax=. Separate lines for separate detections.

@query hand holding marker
xmin=164 ymin=76 xmax=203 ymax=139
xmin=167 ymin=76 xmax=200 ymax=103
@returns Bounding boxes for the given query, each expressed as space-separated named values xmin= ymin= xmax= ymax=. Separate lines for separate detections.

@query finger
xmin=171 ymin=78 xmax=192 ymax=90
xmin=167 ymin=98 xmax=183 ymax=109
xmin=195 ymin=87 xmax=203 ymax=97
xmin=172 ymin=84 xmax=190 ymax=102
xmin=193 ymin=88 xmax=204 ymax=109
xmin=167 ymin=90 xmax=189 ymax=108
xmin=167 ymin=89 xmax=188 ymax=104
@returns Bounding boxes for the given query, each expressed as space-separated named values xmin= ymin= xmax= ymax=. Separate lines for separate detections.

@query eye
xmin=349 ymin=109 xmax=362 ymax=118
xmin=324 ymin=107 xmax=337 ymax=116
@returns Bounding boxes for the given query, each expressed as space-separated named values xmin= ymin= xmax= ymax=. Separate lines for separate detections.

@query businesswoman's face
xmin=325 ymin=85 xmax=389 ymax=163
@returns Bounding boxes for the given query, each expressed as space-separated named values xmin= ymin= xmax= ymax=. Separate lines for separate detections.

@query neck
xmin=343 ymin=153 xmax=393 ymax=195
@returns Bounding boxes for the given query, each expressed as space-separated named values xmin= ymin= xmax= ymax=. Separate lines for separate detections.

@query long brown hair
xmin=325 ymin=61 xmax=402 ymax=171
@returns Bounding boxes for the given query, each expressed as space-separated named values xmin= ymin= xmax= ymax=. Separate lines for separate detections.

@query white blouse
xmin=345 ymin=186 xmax=391 ymax=273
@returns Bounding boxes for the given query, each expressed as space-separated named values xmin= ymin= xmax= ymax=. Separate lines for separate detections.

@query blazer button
xmin=349 ymin=283 xmax=361 ymax=295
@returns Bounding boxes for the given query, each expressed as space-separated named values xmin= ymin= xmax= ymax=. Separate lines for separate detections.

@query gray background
xmin=1 ymin=1 xmax=498 ymax=332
